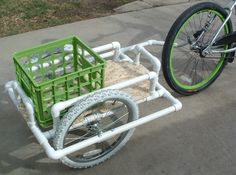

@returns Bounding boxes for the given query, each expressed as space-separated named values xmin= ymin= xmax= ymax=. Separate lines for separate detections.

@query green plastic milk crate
xmin=13 ymin=36 xmax=106 ymax=127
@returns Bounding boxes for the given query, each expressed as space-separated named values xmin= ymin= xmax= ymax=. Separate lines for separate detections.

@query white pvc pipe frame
xmin=5 ymin=40 xmax=182 ymax=160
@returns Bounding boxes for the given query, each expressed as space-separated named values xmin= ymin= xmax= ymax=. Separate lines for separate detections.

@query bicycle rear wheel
xmin=162 ymin=2 xmax=233 ymax=95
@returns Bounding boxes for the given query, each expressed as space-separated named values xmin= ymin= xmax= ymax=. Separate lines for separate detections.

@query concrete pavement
xmin=114 ymin=0 xmax=202 ymax=12
xmin=1 ymin=1 xmax=236 ymax=175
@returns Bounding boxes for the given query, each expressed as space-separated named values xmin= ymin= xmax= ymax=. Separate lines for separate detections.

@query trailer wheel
xmin=54 ymin=89 xmax=138 ymax=169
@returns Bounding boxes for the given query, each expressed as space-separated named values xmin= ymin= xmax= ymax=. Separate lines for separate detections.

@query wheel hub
xmin=88 ymin=122 xmax=103 ymax=136
xmin=191 ymin=42 xmax=209 ymax=58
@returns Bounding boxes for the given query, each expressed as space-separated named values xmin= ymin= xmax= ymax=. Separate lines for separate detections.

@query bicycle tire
xmin=162 ymin=2 xmax=233 ymax=95
xmin=54 ymin=89 xmax=139 ymax=169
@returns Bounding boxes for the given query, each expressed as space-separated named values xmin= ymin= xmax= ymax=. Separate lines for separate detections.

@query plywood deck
xmin=105 ymin=60 xmax=150 ymax=101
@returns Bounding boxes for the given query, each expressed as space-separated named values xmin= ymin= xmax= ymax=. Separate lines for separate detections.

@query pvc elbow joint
xmin=45 ymin=147 xmax=62 ymax=160
xmin=112 ymin=41 xmax=121 ymax=49
xmin=174 ymin=101 xmax=182 ymax=111
xmin=51 ymin=102 xmax=64 ymax=118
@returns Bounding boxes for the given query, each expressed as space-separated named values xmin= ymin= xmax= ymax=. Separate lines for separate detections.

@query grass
xmin=0 ymin=0 xmax=136 ymax=37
